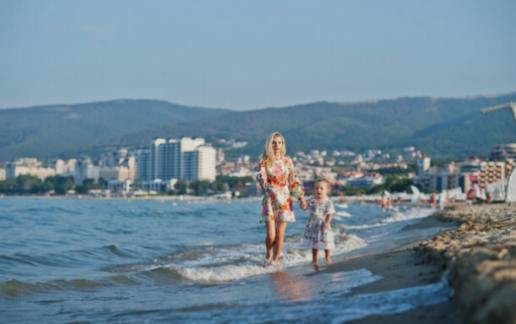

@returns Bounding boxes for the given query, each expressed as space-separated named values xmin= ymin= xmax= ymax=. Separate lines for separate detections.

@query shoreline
xmin=319 ymin=243 xmax=461 ymax=323
xmin=317 ymin=203 xmax=515 ymax=323
xmin=416 ymin=204 xmax=516 ymax=324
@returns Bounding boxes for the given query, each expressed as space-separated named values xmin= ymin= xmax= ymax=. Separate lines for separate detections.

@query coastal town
xmin=1 ymin=136 xmax=514 ymax=203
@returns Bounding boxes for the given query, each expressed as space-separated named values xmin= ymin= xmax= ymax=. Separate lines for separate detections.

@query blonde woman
xmin=256 ymin=132 xmax=307 ymax=267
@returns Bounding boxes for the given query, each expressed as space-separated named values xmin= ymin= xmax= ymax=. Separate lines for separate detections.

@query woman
xmin=257 ymin=132 xmax=306 ymax=267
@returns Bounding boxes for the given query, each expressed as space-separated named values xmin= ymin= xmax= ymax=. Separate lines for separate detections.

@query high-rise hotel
xmin=136 ymin=137 xmax=216 ymax=182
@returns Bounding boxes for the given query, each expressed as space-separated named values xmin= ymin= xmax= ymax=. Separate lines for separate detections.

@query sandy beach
xmin=315 ymin=203 xmax=515 ymax=323
xmin=417 ymin=204 xmax=516 ymax=324
xmin=318 ymin=240 xmax=461 ymax=323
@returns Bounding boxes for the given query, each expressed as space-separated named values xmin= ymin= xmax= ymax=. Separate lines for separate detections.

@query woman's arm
xmin=286 ymin=157 xmax=306 ymax=208
xmin=256 ymin=159 xmax=268 ymax=192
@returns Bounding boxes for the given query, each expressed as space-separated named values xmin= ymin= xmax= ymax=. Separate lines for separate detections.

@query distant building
xmin=136 ymin=149 xmax=152 ymax=181
xmin=0 ymin=168 xmax=5 ymax=181
xmin=98 ymin=148 xmax=136 ymax=181
xmin=55 ymin=159 xmax=76 ymax=176
xmin=414 ymin=158 xmax=515 ymax=193
xmin=136 ymin=137 xmax=216 ymax=182
xmin=107 ymin=179 xmax=133 ymax=193
xmin=74 ymin=159 xmax=99 ymax=185
xmin=5 ymin=158 xmax=55 ymax=180
xmin=416 ymin=156 xmax=431 ymax=175
xmin=416 ymin=171 xmax=461 ymax=193
xmin=196 ymin=145 xmax=216 ymax=181
xmin=478 ymin=161 xmax=506 ymax=189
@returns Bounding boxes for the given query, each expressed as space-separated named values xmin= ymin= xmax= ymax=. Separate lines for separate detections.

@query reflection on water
xmin=271 ymin=271 xmax=314 ymax=302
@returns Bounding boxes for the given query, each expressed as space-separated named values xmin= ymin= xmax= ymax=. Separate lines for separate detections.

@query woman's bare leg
xmin=265 ymin=221 xmax=276 ymax=261
xmin=272 ymin=221 xmax=287 ymax=262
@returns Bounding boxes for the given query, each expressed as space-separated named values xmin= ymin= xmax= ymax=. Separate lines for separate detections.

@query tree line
xmin=0 ymin=175 xmax=255 ymax=196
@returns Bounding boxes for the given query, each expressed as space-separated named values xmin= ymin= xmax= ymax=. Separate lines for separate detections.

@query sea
xmin=0 ymin=197 xmax=453 ymax=323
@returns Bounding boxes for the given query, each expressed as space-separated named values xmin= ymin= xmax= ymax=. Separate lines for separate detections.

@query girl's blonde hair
xmin=315 ymin=178 xmax=332 ymax=193
xmin=262 ymin=131 xmax=286 ymax=164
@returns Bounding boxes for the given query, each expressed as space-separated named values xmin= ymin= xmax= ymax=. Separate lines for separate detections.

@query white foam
xmin=167 ymin=234 xmax=367 ymax=283
xmin=343 ymin=208 xmax=435 ymax=230
xmin=334 ymin=210 xmax=352 ymax=219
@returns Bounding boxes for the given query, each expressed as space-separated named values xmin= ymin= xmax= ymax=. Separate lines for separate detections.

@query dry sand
xmin=417 ymin=203 xmax=516 ymax=324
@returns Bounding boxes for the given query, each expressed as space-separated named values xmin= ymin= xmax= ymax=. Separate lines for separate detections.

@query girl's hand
xmin=299 ymin=197 xmax=307 ymax=210
xmin=323 ymin=222 xmax=330 ymax=231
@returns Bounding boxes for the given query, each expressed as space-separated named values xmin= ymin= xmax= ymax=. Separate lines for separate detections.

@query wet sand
xmin=319 ymin=245 xmax=462 ymax=323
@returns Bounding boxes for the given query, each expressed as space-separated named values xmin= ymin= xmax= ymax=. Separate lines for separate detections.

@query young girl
xmin=304 ymin=179 xmax=335 ymax=266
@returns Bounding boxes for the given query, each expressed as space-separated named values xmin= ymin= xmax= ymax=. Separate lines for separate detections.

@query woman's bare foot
xmin=264 ymin=258 xmax=273 ymax=267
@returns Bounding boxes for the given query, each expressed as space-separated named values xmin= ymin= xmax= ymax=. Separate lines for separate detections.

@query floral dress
xmin=304 ymin=196 xmax=336 ymax=250
xmin=256 ymin=156 xmax=304 ymax=223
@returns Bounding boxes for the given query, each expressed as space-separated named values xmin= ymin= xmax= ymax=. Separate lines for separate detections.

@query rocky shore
xmin=417 ymin=204 xmax=516 ymax=324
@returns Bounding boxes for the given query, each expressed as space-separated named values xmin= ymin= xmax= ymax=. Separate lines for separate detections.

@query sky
xmin=1 ymin=0 xmax=515 ymax=110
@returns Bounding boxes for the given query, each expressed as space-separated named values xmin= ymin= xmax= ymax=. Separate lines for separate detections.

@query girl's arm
xmin=323 ymin=201 xmax=336 ymax=230
xmin=323 ymin=213 xmax=333 ymax=230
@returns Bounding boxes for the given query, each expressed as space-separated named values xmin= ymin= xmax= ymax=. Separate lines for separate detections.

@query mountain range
xmin=1 ymin=92 xmax=516 ymax=162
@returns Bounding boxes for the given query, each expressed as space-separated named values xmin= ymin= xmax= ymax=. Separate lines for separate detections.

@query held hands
xmin=299 ymin=197 xmax=307 ymax=210
xmin=323 ymin=221 xmax=330 ymax=231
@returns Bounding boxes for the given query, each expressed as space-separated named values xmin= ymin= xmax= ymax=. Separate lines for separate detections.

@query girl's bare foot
xmin=325 ymin=258 xmax=333 ymax=265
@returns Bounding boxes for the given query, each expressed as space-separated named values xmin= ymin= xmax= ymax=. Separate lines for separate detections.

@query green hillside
xmin=0 ymin=99 xmax=230 ymax=160
xmin=117 ymin=94 xmax=516 ymax=159
xmin=1 ymin=93 xmax=516 ymax=161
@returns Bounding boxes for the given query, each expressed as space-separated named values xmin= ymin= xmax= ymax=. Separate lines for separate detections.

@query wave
xmin=159 ymin=234 xmax=366 ymax=284
xmin=101 ymin=232 xmax=368 ymax=285
xmin=343 ymin=208 xmax=435 ymax=230
xmin=0 ymin=244 xmax=139 ymax=277
xmin=0 ymin=275 xmax=138 ymax=298
xmin=334 ymin=210 xmax=352 ymax=219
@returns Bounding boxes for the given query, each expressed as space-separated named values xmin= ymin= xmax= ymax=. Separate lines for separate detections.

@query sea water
xmin=1 ymin=198 xmax=451 ymax=323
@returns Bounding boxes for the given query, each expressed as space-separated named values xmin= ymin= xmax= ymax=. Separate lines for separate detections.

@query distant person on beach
xmin=303 ymin=179 xmax=336 ymax=268
xmin=256 ymin=132 xmax=307 ymax=267
xmin=430 ymin=193 xmax=437 ymax=208
xmin=380 ymin=191 xmax=392 ymax=211
xmin=438 ymin=191 xmax=447 ymax=210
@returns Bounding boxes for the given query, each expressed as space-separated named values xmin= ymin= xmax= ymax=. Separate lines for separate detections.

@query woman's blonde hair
xmin=262 ymin=131 xmax=286 ymax=164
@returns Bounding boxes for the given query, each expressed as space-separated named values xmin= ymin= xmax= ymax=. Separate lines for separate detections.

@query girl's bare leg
xmin=312 ymin=249 xmax=319 ymax=264
xmin=265 ymin=221 xmax=276 ymax=261
xmin=272 ymin=221 xmax=287 ymax=262
xmin=325 ymin=249 xmax=332 ymax=264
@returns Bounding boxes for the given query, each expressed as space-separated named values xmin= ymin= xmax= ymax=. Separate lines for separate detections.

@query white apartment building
xmin=0 ymin=168 xmax=5 ymax=181
xmin=55 ymin=159 xmax=77 ymax=176
xmin=5 ymin=158 xmax=55 ymax=180
xmin=137 ymin=137 xmax=216 ymax=182
xmin=197 ymin=145 xmax=216 ymax=181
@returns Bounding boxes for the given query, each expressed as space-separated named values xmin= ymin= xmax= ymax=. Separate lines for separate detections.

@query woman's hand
xmin=299 ymin=197 xmax=307 ymax=210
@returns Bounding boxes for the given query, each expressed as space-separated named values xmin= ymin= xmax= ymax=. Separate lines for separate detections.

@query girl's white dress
xmin=304 ymin=196 xmax=336 ymax=250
